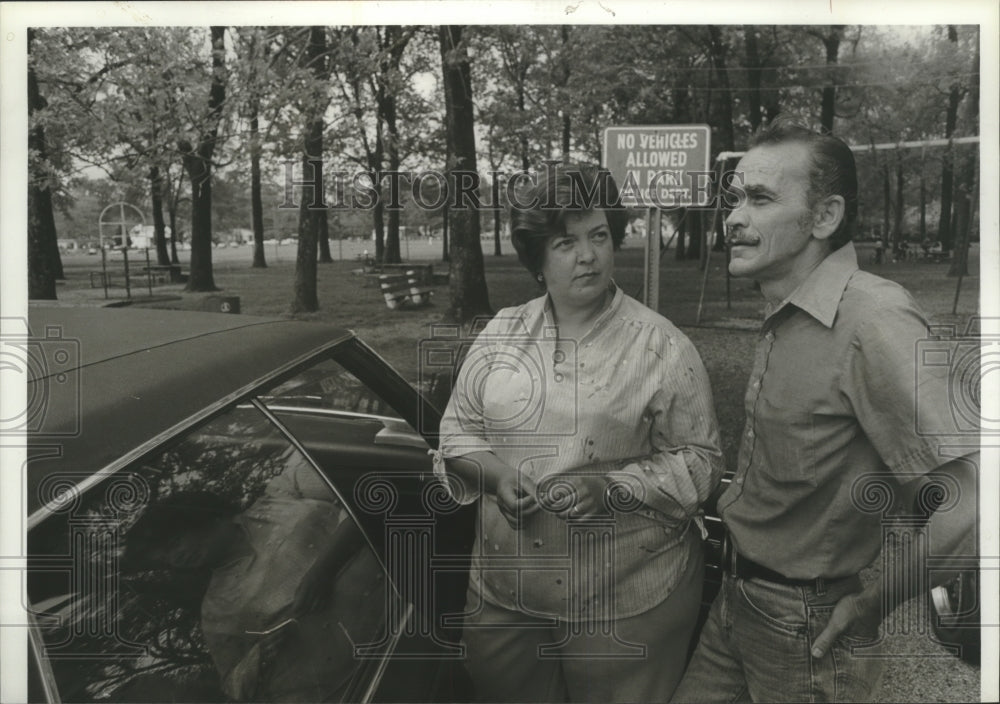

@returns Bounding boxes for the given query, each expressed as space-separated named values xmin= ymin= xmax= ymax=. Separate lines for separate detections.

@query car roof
xmin=25 ymin=305 xmax=354 ymax=516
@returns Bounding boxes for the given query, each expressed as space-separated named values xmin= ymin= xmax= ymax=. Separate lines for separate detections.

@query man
xmin=672 ymin=119 xmax=978 ymax=702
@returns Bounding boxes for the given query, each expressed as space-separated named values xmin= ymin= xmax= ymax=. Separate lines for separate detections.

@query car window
xmin=28 ymin=402 xmax=395 ymax=703
xmin=261 ymin=356 xmax=402 ymax=419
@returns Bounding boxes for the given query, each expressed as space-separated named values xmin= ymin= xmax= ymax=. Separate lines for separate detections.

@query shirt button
xmin=736 ymin=477 xmax=744 ymax=485
xmin=765 ymin=332 xmax=775 ymax=341
xmin=752 ymin=380 xmax=760 ymax=390
xmin=746 ymin=428 xmax=754 ymax=438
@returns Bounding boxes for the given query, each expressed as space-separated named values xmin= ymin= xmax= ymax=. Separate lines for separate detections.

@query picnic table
xmin=378 ymin=262 xmax=434 ymax=284
xmin=379 ymin=270 xmax=434 ymax=310
xmin=352 ymin=261 xmax=449 ymax=287
xmin=141 ymin=264 xmax=186 ymax=283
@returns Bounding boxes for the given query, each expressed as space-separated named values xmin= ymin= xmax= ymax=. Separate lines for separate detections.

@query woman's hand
xmin=495 ymin=472 xmax=539 ymax=530
xmin=444 ymin=452 xmax=539 ymax=530
xmin=538 ymin=473 xmax=610 ymax=520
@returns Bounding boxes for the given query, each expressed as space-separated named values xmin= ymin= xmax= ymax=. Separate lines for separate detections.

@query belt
xmin=721 ymin=533 xmax=854 ymax=591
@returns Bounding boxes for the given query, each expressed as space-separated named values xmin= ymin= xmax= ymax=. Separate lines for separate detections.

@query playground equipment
xmin=93 ymin=202 xmax=165 ymax=300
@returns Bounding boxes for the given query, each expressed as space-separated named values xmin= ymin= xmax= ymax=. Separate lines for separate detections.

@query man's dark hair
xmin=509 ymin=162 xmax=627 ymax=276
xmin=750 ymin=116 xmax=858 ymax=250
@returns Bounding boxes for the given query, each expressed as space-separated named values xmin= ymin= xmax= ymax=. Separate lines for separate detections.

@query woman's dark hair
xmin=749 ymin=116 xmax=858 ymax=250
xmin=509 ymin=163 xmax=627 ymax=275
xmin=122 ymin=491 xmax=239 ymax=572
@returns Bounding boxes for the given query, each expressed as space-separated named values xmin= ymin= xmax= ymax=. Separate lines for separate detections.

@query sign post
xmin=603 ymin=125 xmax=711 ymax=312
xmin=643 ymin=209 xmax=661 ymax=309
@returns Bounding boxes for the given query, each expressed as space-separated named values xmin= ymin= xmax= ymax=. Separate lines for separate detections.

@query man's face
xmin=725 ymin=142 xmax=818 ymax=285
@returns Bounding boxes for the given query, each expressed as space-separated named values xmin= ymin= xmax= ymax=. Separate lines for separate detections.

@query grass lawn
xmin=58 ymin=238 xmax=979 ymax=475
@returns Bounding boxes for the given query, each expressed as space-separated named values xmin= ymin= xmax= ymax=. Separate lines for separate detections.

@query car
xmin=19 ymin=305 xmax=980 ymax=702
xmin=23 ymin=305 xmax=475 ymax=703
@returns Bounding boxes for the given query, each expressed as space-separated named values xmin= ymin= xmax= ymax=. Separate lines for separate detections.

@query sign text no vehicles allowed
xmin=602 ymin=125 xmax=712 ymax=209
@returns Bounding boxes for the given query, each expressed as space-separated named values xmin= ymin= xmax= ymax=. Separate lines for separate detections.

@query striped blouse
xmin=436 ymin=285 xmax=724 ymax=621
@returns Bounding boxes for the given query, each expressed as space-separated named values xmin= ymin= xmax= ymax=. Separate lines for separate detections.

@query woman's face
xmin=540 ymin=209 xmax=614 ymax=311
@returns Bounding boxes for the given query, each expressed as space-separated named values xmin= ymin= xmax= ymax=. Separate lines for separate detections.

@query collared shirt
xmin=718 ymin=243 xmax=975 ymax=579
xmin=437 ymin=285 xmax=724 ymax=620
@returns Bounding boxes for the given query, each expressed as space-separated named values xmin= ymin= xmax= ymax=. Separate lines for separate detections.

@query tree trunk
xmin=938 ymin=143 xmax=956 ymax=249
xmin=949 ymin=28 xmax=979 ymax=278
xmin=318 ymin=212 xmax=332 ymax=263
xmin=380 ymin=26 xmax=408 ymax=264
xmin=675 ymin=210 xmax=687 ymax=260
xmin=493 ymin=175 xmax=502 ymax=256
xmin=439 ymin=25 xmax=491 ymax=323
xmin=819 ymin=26 xmax=844 ymax=134
xmin=919 ymin=169 xmax=927 ymax=241
xmin=561 ymin=112 xmax=571 ymax=164
xmin=937 ymin=26 xmax=963 ymax=253
xmin=370 ymin=128 xmax=386 ymax=263
xmin=372 ymin=191 xmax=386 ymax=263
xmin=673 ymin=86 xmax=691 ymax=123
xmin=950 ymin=184 xmax=972 ymax=277
xmin=560 ymin=26 xmax=572 ymax=163
xmin=150 ymin=165 xmax=170 ymax=265
xmin=376 ymin=80 xmax=399 ymax=263
xmin=892 ymin=155 xmax=904 ymax=247
xmin=441 ymin=198 xmax=450 ymax=263
xmin=881 ymin=162 xmax=891 ymax=247
xmin=27 ymin=28 xmax=60 ymax=298
xmin=698 ymin=211 xmax=710 ymax=268
xmin=181 ymin=26 xmax=226 ymax=293
xmin=292 ymin=155 xmax=320 ymax=312
xmin=28 ymin=183 xmax=58 ymax=300
xmin=168 ymin=205 xmax=180 ymax=265
xmin=707 ymin=26 xmax=735 ymax=153
xmin=706 ymin=26 xmax=734 ymax=254
xmin=250 ymin=113 xmax=267 ymax=268
xmin=384 ymin=206 xmax=400 ymax=263
xmin=167 ymin=167 xmax=183 ymax=265
xmin=686 ymin=209 xmax=702 ymax=260
xmin=518 ymin=83 xmax=530 ymax=171
xmin=292 ymin=26 xmax=327 ymax=313
xmin=743 ymin=26 xmax=763 ymax=132
xmin=183 ymin=153 xmax=217 ymax=291
xmin=713 ymin=211 xmax=726 ymax=251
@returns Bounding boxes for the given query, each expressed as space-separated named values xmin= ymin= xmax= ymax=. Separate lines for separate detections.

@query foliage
xmin=34 ymin=24 xmax=981 ymax=304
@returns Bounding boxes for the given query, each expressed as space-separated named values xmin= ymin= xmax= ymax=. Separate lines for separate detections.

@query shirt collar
xmin=542 ymin=280 xmax=623 ymax=341
xmin=766 ymin=242 xmax=859 ymax=328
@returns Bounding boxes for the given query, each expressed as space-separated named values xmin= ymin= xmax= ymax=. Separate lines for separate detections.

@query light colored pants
xmin=461 ymin=534 xmax=704 ymax=703
xmin=671 ymin=573 xmax=884 ymax=703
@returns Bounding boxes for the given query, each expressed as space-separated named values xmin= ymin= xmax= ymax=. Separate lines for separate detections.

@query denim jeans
xmin=672 ymin=573 xmax=883 ymax=703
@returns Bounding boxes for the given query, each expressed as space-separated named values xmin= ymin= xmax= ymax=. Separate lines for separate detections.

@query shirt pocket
xmin=753 ymin=395 xmax=817 ymax=486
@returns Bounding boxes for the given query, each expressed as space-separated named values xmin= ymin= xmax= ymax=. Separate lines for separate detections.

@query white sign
xmin=602 ymin=125 xmax=712 ymax=208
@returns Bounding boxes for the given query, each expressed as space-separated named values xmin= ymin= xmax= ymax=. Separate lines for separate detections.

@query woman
xmin=435 ymin=163 xmax=724 ymax=703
